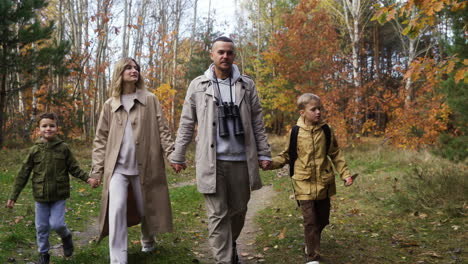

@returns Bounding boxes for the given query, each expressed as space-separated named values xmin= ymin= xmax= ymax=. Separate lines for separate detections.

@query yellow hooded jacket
xmin=271 ymin=117 xmax=351 ymax=200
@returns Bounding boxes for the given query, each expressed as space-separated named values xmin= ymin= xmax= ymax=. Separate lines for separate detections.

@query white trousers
xmin=109 ymin=173 xmax=154 ymax=264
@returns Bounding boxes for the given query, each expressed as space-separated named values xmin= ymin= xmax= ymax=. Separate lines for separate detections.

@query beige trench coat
xmin=91 ymin=89 xmax=174 ymax=241
xmin=170 ymin=74 xmax=271 ymax=194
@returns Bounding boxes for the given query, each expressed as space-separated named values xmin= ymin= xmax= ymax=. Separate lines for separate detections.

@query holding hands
xmin=87 ymin=178 xmax=100 ymax=188
xmin=170 ymin=163 xmax=187 ymax=173
xmin=259 ymin=160 xmax=272 ymax=170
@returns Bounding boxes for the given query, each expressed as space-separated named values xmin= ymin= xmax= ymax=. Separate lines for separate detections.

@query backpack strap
xmin=288 ymin=124 xmax=332 ymax=177
xmin=322 ymin=124 xmax=331 ymax=156
xmin=288 ymin=125 xmax=300 ymax=177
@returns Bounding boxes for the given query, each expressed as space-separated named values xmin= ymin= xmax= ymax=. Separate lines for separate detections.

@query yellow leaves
xmin=362 ymin=120 xmax=377 ymax=134
xmin=454 ymin=69 xmax=467 ymax=83
xmin=446 ymin=60 xmax=455 ymax=73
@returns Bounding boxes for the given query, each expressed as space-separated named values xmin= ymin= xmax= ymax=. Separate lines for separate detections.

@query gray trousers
xmin=204 ymin=160 xmax=251 ymax=264
xmin=108 ymin=173 xmax=153 ymax=264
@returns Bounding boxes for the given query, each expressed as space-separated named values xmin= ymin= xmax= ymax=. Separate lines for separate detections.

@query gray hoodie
xmin=204 ymin=64 xmax=246 ymax=161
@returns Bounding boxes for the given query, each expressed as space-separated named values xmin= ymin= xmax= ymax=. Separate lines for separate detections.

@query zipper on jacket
xmin=311 ymin=129 xmax=318 ymax=199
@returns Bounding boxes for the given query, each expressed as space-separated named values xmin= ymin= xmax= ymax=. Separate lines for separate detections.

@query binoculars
xmin=218 ymin=102 xmax=244 ymax=137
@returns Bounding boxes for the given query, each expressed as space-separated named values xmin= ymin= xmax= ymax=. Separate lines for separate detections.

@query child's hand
xmin=344 ymin=176 xmax=353 ymax=186
xmin=6 ymin=199 xmax=15 ymax=209
xmin=87 ymin=178 xmax=100 ymax=188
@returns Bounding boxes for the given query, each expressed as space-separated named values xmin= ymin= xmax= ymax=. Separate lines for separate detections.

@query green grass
xmin=1 ymin=138 xmax=466 ymax=263
xmin=253 ymin=137 xmax=468 ymax=264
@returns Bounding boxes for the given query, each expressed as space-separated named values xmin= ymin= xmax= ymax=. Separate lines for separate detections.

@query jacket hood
xmin=204 ymin=63 xmax=241 ymax=83
xmin=35 ymin=137 xmax=63 ymax=148
xmin=296 ymin=116 xmax=325 ymax=131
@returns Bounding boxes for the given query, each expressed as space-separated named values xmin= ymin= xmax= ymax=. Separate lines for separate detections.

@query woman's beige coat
xmin=91 ymin=89 xmax=174 ymax=241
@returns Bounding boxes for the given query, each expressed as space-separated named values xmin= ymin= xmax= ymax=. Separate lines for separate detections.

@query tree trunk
xmin=0 ymin=72 xmax=7 ymax=147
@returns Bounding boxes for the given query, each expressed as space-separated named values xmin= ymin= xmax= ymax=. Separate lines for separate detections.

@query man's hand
xmin=171 ymin=163 xmax=187 ymax=173
xmin=87 ymin=178 xmax=100 ymax=188
xmin=6 ymin=199 xmax=15 ymax=209
xmin=259 ymin=160 xmax=271 ymax=170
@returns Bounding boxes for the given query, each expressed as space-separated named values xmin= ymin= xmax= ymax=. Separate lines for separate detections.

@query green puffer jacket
xmin=9 ymin=137 xmax=89 ymax=203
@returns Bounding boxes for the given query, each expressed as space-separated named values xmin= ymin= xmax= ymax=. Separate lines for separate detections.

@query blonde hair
xmin=109 ymin=57 xmax=145 ymax=97
xmin=297 ymin=93 xmax=321 ymax=110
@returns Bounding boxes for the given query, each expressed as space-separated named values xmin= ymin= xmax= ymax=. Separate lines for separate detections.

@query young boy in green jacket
xmin=6 ymin=113 xmax=99 ymax=264
xmin=267 ymin=93 xmax=355 ymax=264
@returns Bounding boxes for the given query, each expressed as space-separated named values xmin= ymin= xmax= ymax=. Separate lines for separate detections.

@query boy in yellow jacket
xmin=267 ymin=93 xmax=354 ymax=264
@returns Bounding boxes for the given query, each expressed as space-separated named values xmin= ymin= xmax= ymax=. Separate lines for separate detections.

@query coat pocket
xmin=321 ymin=170 xmax=335 ymax=185
xmin=54 ymin=152 xmax=67 ymax=177
xmin=291 ymin=171 xmax=311 ymax=181
xmin=56 ymin=176 xmax=70 ymax=197
xmin=292 ymin=179 xmax=311 ymax=195
xmin=32 ymin=176 xmax=45 ymax=198
xmin=32 ymin=153 xmax=44 ymax=174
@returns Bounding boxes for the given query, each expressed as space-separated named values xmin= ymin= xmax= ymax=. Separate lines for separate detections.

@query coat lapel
xmin=236 ymin=77 xmax=246 ymax=105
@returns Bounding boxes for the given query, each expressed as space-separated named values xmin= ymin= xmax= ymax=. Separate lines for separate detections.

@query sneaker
xmin=62 ymin=234 xmax=74 ymax=257
xmin=38 ymin=253 xmax=50 ymax=264
xmin=306 ymin=261 xmax=319 ymax=264
xmin=141 ymin=243 xmax=155 ymax=253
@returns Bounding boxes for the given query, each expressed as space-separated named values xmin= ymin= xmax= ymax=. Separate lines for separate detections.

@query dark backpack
xmin=288 ymin=124 xmax=331 ymax=177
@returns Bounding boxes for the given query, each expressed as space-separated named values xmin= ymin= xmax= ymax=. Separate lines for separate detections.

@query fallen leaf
xmin=418 ymin=213 xmax=427 ymax=219
xmin=14 ymin=216 xmax=24 ymax=224
xmin=241 ymin=252 xmax=249 ymax=257
xmin=419 ymin=252 xmax=442 ymax=258
xmin=278 ymin=227 xmax=287 ymax=240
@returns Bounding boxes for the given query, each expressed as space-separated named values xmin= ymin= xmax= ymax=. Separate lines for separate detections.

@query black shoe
xmin=62 ymin=234 xmax=74 ymax=257
xmin=38 ymin=253 xmax=50 ymax=264
xmin=232 ymin=241 xmax=240 ymax=264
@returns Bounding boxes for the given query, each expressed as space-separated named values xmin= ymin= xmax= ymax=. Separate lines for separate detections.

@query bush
xmin=434 ymin=133 xmax=468 ymax=162
xmin=393 ymin=160 xmax=467 ymax=217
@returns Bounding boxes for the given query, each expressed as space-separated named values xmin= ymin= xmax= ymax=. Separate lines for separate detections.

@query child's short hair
xmin=297 ymin=93 xmax=321 ymax=110
xmin=38 ymin=112 xmax=59 ymax=126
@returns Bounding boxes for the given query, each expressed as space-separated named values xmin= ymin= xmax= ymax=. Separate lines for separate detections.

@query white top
xmin=114 ymin=93 xmax=139 ymax=175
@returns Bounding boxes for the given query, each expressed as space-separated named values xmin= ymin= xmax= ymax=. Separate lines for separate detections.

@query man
xmin=170 ymin=36 xmax=271 ymax=264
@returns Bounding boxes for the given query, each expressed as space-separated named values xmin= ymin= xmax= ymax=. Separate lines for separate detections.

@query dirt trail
xmin=48 ymin=180 xmax=276 ymax=263
xmin=49 ymin=218 xmax=100 ymax=257
xmin=195 ymin=184 xmax=276 ymax=264
xmin=236 ymin=184 xmax=274 ymax=263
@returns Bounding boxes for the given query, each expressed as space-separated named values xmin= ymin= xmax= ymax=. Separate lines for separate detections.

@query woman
xmin=90 ymin=57 xmax=174 ymax=263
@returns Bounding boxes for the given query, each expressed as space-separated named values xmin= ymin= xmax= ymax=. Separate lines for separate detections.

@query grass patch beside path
xmin=0 ymin=143 xmax=207 ymax=263
xmin=254 ymin=136 xmax=467 ymax=264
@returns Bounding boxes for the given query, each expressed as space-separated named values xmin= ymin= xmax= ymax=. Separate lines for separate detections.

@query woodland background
xmin=0 ymin=0 xmax=466 ymax=161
